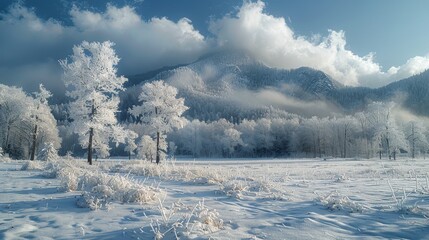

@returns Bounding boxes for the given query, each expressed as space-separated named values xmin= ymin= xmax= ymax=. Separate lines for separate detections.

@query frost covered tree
xmin=138 ymin=135 xmax=157 ymax=162
xmin=37 ymin=142 xmax=58 ymax=161
xmin=29 ymin=84 xmax=53 ymax=160
xmin=404 ymin=121 xmax=428 ymax=158
xmin=130 ymin=80 xmax=188 ymax=164
xmin=124 ymin=130 xmax=138 ymax=160
xmin=0 ymin=84 xmax=60 ymax=159
xmin=60 ymin=41 xmax=127 ymax=165
xmin=366 ymin=102 xmax=408 ymax=160
xmin=221 ymin=128 xmax=242 ymax=157
xmin=0 ymin=85 xmax=31 ymax=156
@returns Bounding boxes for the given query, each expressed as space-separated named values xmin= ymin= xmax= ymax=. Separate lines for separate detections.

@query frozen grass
xmin=387 ymin=179 xmax=429 ymax=217
xmin=75 ymin=171 xmax=163 ymax=210
xmin=315 ymin=191 xmax=371 ymax=213
xmin=149 ymin=199 xmax=224 ymax=239
xmin=36 ymin=159 xmax=164 ymax=210
xmin=104 ymin=160 xmax=287 ymax=201
xmin=105 ymin=160 xmax=228 ymax=184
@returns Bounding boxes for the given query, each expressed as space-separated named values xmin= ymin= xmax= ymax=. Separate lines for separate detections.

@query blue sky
xmin=1 ymin=0 xmax=429 ymax=90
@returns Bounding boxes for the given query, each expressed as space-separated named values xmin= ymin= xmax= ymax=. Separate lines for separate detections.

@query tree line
xmin=1 ymin=41 xmax=428 ymax=163
xmin=168 ymin=102 xmax=428 ymax=159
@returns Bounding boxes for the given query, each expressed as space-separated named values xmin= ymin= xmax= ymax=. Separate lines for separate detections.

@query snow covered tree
xmin=138 ymin=135 xmax=157 ymax=162
xmin=221 ymin=128 xmax=242 ymax=157
xmin=0 ymin=85 xmax=31 ymax=156
xmin=366 ymin=102 xmax=408 ymax=160
xmin=336 ymin=116 xmax=358 ymax=158
xmin=130 ymin=80 xmax=188 ymax=164
xmin=37 ymin=142 xmax=58 ymax=161
xmin=0 ymin=84 xmax=60 ymax=159
xmin=29 ymin=84 xmax=53 ymax=160
xmin=124 ymin=130 xmax=138 ymax=160
xmin=405 ymin=121 xmax=428 ymax=158
xmin=355 ymin=112 xmax=372 ymax=158
xmin=60 ymin=41 xmax=127 ymax=165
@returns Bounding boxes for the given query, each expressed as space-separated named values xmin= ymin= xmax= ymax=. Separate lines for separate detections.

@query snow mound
xmin=3 ymin=223 xmax=38 ymax=239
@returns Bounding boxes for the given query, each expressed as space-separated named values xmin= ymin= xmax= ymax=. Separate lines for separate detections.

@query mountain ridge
xmin=123 ymin=51 xmax=429 ymax=121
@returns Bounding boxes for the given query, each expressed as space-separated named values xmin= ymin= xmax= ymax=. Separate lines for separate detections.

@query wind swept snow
xmin=1 ymin=158 xmax=429 ymax=239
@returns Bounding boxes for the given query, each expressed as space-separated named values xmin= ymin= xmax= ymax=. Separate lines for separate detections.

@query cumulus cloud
xmin=0 ymin=0 xmax=429 ymax=94
xmin=210 ymin=1 xmax=429 ymax=87
xmin=0 ymin=3 xmax=208 ymax=93
xmin=68 ymin=4 xmax=208 ymax=73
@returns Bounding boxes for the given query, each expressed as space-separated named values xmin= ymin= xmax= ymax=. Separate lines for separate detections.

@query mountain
xmin=122 ymin=51 xmax=429 ymax=121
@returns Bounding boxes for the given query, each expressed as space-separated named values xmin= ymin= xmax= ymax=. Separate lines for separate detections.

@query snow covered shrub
xmin=74 ymin=170 xmax=163 ymax=210
xmin=315 ymin=191 xmax=370 ymax=213
xmin=43 ymin=160 xmax=85 ymax=179
xmin=191 ymin=200 xmax=224 ymax=233
xmin=76 ymin=185 xmax=114 ymax=210
xmin=21 ymin=160 xmax=45 ymax=171
xmin=37 ymin=142 xmax=58 ymax=161
xmin=149 ymin=199 xmax=224 ymax=239
xmin=0 ymin=147 xmax=12 ymax=163
xmin=221 ymin=180 xmax=249 ymax=199
xmin=333 ymin=173 xmax=349 ymax=183
xmin=58 ymin=167 xmax=82 ymax=191
xmin=386 ymin=180 xmax=429 ymax=217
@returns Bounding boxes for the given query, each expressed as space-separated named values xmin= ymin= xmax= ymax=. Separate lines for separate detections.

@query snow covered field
xmin=1 ymin=157 xmax=429 ymax=239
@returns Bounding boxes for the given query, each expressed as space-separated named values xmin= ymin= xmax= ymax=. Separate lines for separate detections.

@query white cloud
xmin=230 ymin=88 xmax=340 ymax=117
xmin=0 ymin=0 xmax=428 ymax=93
xmin=0 ymin=3 xmax=209 ymax=93
xmin=210 ymin=1 xmax=429 ymax=87
xmin=67 ymin=4 xmax=209 ymax=73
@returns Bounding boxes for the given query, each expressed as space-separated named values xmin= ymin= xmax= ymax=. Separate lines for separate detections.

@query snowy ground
xmin=1 ymin=157 xmax=429 ymax=239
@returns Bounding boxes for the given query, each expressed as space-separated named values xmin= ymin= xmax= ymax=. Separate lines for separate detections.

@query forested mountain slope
xmin=122 ymin=52 xmax=429 ymax=121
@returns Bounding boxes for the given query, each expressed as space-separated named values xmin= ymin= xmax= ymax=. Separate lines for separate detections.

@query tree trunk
xmin=343 ymin=128 xmax=347 ymax=158
xmin=410 ymin=123 xmax=415 ymax=159
xmin=5 ymin=125 xmax=10 ymax=153
xmin=128 ymin=151 xmax=131 ymax=160
xmin=88 ymin=127 xmax=93 ymax=165
xmin=30 ymin=124 xmax=38 ymax=160
xmin=87 ymin=101 xmax=95 ymax=165
xmin=156 ymin=131 xmax=160 ymax=164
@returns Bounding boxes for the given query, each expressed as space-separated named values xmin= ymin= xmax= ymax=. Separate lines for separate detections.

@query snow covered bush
xmin=221 ymin=180 xmax=249 ymax=199
xmin=38 ymin=159 xmax=162 ymax=209
xmin=0 ymin=147 xmax=11 ymax=163
xmin=21 ymin=160 xmax=45 ymax=171
xmin=73 ymin=170 xmax=162 ymax=209
xmin=315 ymin=191 xmax=370 ymax=213
xmin=149 ymin=199 xmax=224 ymax=239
